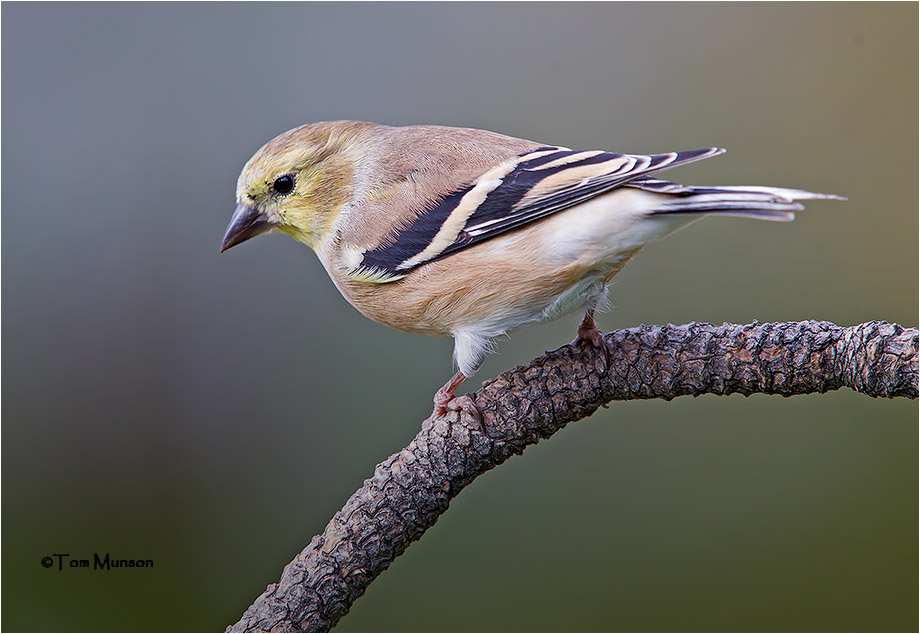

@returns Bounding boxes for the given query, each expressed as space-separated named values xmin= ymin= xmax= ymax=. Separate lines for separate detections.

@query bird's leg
xmin=572 ymin=310 xmax=610 ymax=370
xmin=573 ymin=310 xmax=604 ymax=346
xmin=432 ymin=371 xmax=467 ymax=417
xmin=424 ymin=371 xmax=484 ymax=431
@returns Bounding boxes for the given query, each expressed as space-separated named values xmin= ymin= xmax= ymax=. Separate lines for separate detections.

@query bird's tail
xmin=628 ymin=178 xmax=845 ymax=222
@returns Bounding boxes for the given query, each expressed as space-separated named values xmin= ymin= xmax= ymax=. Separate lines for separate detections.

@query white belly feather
xmin=450 ymin=189 xmax=699 ymax=376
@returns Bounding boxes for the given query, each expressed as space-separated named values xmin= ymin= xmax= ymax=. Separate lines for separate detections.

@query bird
xmin=220 ymin=121 xmax=842 ymax=422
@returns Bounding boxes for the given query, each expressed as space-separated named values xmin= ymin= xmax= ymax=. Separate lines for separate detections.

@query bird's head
xmin=220 ymin=121 xmax=374 ymax=253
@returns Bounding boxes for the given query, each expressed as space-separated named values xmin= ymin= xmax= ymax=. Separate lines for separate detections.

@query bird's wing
xmin=347 ymin=146 xmax=723 ymax=282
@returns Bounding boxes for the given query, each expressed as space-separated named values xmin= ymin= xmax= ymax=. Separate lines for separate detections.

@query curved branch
xmin=227 ymin=320 xmax=917 ymax=632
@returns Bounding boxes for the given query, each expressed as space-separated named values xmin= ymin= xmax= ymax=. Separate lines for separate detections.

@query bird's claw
xmin=572 ymin=313 xmax=610 ymax=372
xmin=447 ymin=394 xmax=485 ymax=433
xmin=423 ymin=392 xmax=485 ymax=434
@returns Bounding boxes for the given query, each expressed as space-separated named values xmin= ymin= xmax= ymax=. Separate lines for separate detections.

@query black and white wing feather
xmin=350 ymin=146 xmax=723 ymax=282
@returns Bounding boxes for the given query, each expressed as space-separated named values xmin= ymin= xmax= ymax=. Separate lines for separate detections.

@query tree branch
xmin=227 ymin=320 xmax=917 ymax=633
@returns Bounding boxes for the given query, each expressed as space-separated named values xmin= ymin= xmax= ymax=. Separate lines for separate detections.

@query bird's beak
xmin=220 ymin=203 xmax=273 ymax=252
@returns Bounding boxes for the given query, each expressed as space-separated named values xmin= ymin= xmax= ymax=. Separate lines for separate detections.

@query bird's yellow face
xmin=221 ymin=122 xmax=368 ymax=253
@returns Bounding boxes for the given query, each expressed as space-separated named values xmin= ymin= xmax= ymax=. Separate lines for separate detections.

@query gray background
xmin=3 ymin=2 xmax=916 ymax=631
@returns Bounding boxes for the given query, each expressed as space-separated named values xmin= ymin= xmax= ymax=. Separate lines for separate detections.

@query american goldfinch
xmin=221 ymin=121 xmax=841 ymax=420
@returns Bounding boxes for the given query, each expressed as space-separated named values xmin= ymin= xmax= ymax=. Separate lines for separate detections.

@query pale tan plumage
xmin=222 ymin=121 xmax=842 ymax=420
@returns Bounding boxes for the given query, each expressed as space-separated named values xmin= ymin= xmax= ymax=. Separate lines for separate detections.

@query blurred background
xmin=2 ymin=3 xmax=916 ymax=631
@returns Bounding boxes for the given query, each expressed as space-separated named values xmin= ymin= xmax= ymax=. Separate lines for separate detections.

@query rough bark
xmin=228 ymin=320 xmax=917 ymax=633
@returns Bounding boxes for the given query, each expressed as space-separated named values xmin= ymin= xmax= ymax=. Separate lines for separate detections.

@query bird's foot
xmin=572 ymin=311 xmax=610 ymax=371
xmin=422 ymin=371 xmax=485 ymax=433
xmin=447 ymin=394 xmax=485 ymax=433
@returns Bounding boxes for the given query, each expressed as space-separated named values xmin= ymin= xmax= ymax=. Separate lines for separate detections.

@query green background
xmin=3 ymin=2 xmax=916 ymax=631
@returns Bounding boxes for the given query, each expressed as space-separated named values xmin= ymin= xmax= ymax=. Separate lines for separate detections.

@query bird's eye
xmin=272 ymin=174 xmax=295 ymax=195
